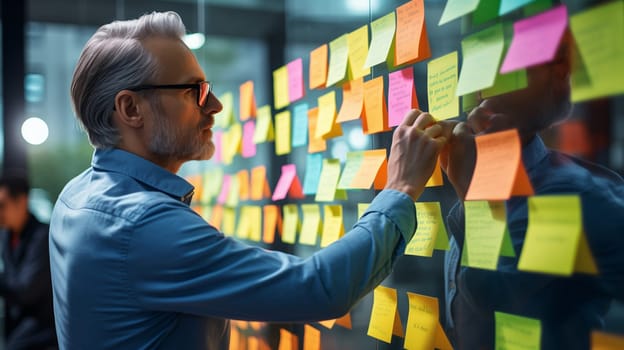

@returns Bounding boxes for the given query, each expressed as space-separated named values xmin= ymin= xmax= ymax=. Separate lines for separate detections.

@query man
xmin=0 ymin=173 xmax=57 ymax=349
xmin=50 ymin=11 xmax=448 ymax=349
xmin=440 ymin=29 xmax=624 ymax=349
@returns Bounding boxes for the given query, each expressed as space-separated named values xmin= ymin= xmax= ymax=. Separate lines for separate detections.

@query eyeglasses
xmin=126 ymin=81 xmax=212 ymax=108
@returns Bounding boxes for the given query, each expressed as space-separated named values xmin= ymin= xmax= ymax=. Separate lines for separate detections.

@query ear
xmin=113 ymin=90 xmax=145 ymax=128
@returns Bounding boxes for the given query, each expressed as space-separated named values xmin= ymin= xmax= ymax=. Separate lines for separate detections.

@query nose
xmin=203 ymin=92 xmax=223 ymax=115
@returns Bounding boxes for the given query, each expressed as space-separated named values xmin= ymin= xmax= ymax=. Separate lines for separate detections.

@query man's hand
xmin=385 ymin=110 xmax=448 ymax=201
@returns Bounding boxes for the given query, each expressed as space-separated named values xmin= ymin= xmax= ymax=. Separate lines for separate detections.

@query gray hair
xmin=71 ymin=11 xmax=186 ymax=149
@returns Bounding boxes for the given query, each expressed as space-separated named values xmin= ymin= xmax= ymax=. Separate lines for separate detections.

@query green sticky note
xmin=216 ymin=92 xmax=234 ymax=128
xmin=472 ymin=0 xmax=501 ymax=26
xmin=482 ymin=24 xmax=528 ymax=98
xmin=337 ymin=151 xmax=364 ymax=189
xmin=315 ymin=159 xmax=343 ymax=202
xmin=495 ymin=311 xmax=541 ymax=350
xmin=456 ymin=23 xmax=505 ymax=96
xmin=439 ymin=0 xmax=480 ymax=26
xmin=462 ymin=92 xmax=479 ymax=113
xmin=326 ymin=34 xmax=349 ymax=87
xmin=462 ymin=201 xmax=513 ymax=270
xmin=358 ymin=203 xmax=371 ymax=219
xmin=364 ymin=12 xmax=396 ymax=69
xmin=570 ymin=0 xmax=624 ymax=102
xmin=405 ymin=202 xmax=449 ymax=257
xmin=518 ymin=195 xmax=583 ymax=276
xmin=427 ymin=51 xmax=460 ymax=120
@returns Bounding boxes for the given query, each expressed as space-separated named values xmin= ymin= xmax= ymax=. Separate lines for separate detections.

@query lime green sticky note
xmin=253 ymin=105 xmax=274 ymax=143
xmin=462 ymin=92 xmax=479 ymax=113
xmin=315 ymin=159 xmax=343 ymax=202
xmin=472 ymin=0 xmax=501 ymax=26
xmin=495 ymin=311 xmax=541 ymax=350
xmin=281 ymin=204 xmax=299 ymax=244
xmin=347 ymin=24 xmax=371 ymax=80
xmin=358 ymin=203 xmax=371 ymax=219
xmin=456 ymin=23 xmax=505 ymax=97
xmin=405 ymin=202 xmax=449 ymax=257
xmin=518 ymin=195 xmax=583 ymax=276
xmin=326 ymin=34 xmax=349 ymax=87
xmin=275 ymin=111 xmax=292 ymax=156
xmin=570 ymin=0 xmax=624 ymax=102
xmin=299 ymin=204 xmax=321 ymax=246
xmin=462 ymin=201 xmax=513 ymax=270
xmin=427 ymin=51 xmax=460 ymax=120
xmin=216 ymin=92 xmax=234 ymax=128
xmin=364 ymin=12 xmax=396 ymax=69
xmin=482 ymin=23 xmax=528 ymax=98
xmin=337 ymin=151 xmax=364 ymax=189
xmin=439 ymin=0 xmax=480 ymax=26
xmin=273 ymin=66 xmax=289 ymax=110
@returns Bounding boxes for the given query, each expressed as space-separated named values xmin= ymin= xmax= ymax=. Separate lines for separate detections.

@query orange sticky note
xmin=278 ymin=329 xmax=298 ymax=350
xmin=307 ymin=108 xmax=327 ymax=153
xmin=592 ymin=330 xmax=624 ymax=349
xmin=367 ymin=285 xmax=403 ymax=343
xmin=335 ymin=312 xmax=353 ymax=329
xmin=309 ymin=44 xmax=328 ymax=89
xmin=229 ymin=327 xmax=243 ymax=350
xmin=466 ymin=129 xmax=534 ymax=200
xmin=303 ymin=325 xmax=321 ymax=350
xmin=394 ymin=0 xmax=431 ymax=66
xmin=350 ymin=149 xmax=388 ymax=189
xmin=237 ymin=169 xmax=250 ymax=201
xmin=336 ymin=78 xmax=364 ymax=123
xmin=210 ymin=205 xmax=223 ymax=230
xmin=318 ymin=319 xmax=337 ymax=329
xmin=263 ymin=204 xmax=281 ymax=244
xmin=362 ymin=76 xmax=390 ymax=135
xmin=239 ymin=80 xmax=257 ymax=121
xmin=250 ymin=166 xmax=271 ymax=200
xmin=316 ymin=91 xmax=343 ymax=140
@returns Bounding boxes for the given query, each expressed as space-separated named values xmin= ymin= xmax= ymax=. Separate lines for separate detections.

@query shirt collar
xmin=91 ymin=148 xmax=195 ymax=204
xmin=522 ymin=135 xmax=549 ymax=173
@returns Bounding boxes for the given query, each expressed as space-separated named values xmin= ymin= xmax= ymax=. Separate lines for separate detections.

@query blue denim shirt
xmin=444 ymin=136 xmax=624 ymax=350
xmin=49 ymin=148 xmax=417 ymax=350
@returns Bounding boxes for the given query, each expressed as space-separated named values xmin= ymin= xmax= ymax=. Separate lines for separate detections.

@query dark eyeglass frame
xmin=126 ymin=81 xmax=212 ymax=108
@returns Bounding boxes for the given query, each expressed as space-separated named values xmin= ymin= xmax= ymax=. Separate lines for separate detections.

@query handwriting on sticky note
xmin=367 ymin=286 xmax=399 ymax=343
xmin=427 ymin=52 xmax=459 ymax=120
xmin=405 ymin=202 xmax=448 ymax=257
xmin=495 ymin=311 xmax=541 ymax=350
xmin=388 ymin=67 xmax=418 ymax=127
xmin=395 ymin=0 xmax=428 ymax=65
xmin=404 ymin=292 xmax=439 ymax=350
xmin=463 ymin=200 xmax=510 ymax=270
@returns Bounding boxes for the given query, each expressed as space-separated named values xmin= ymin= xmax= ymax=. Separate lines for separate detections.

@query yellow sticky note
xmin=239 ymin=80 xmax=257 ymax=121
xmin=299 ymin=204 xmax=321 ymax=246
xmin=592 ymin=330 xmax=624 ymax=349
xmin=518 ymin=195 xmax=597 ymax=276
xmin=495 ymin=311 xmax=541 ymax=350
xmin=216 ymin=92 xmax=234 ymax=128
xmin=365 ymin=12 xmax=396 ymax=69
xmin=320 ymin=205 xmax=344 ymax=247
xmin=367 ymin=286 xmax=402 ymax=343
xmin=315 ymin=159 xmax=345 ymax=202
xmin=405 ymin=202 xmax=449 ymax=257
xmin=358 ymin=203 xmax=370 ymax=219
xmin=225 ymin=175 xmax=240 ymax=208
xmin=316 ymin=91 xmax=343 ymax=140
xmin=362 ymin=76 xmax=389 ymax=135
xmin=309 ymin=44 xmax=328 ymax=90
xmin=463 ymin=200 xmax=514 ymax=270
xmin=275 ymin=111 xmax=292 ymax=155
xmin=326 ymin=34 xmax=349 ymax=87
xmin=273 ymin=66 xmax=290 ymax=110
xmin=247 ymin=206 xmax=262 ymax=241
xmin=404 ymin=292 xmax=439 ymax=350
xmin=222 ymin=207 xmax=236 ymax=236
xmin=281 ymin=204 xmax=299 ymax=244
xmin=307 ymin=107 xmax=327 ymax=153
xmin=278 ymin=329 xmax=298 ymax=350
xmin=427 ymin=51 xmax=459 ymax=120
xmin=303 ymin=325 xmax=320 ymax=350
xmin=425 ymin=157 xmax=444 ymax=187
xmin=253 ymin=105 xmax=275 ymax=143
xmin=347 ymin=24 xmax=371 ymax=80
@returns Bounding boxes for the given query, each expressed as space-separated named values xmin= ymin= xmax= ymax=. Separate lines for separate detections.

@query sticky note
xmin=405 ymin=202 xmax=449 ymax=257
xmin=253 ymin=105 xmax=274 ymax=144
xmin=278 ymin=329 xmax=298 ymax=350
xmin=202 ymin=168 xmax=224 ymax=203
xmin=326 ymin=34 xmax=349 ymax=87
xmin=367 ymin=285 xmax=402 ymax=343
xmin=307 ymin=107 xmax=327 ymax=153
xmin=273 ymin=66 xmax=290 ymax=110
xmin=320 ymin=205 xmax=344 ymax=247
xmin=472 ymin=0 xmax=502 ymax=26
xmin=309 ymin=44 xmax=328 ymax=90
xmin=500 ymin=5 xmax=568 ymax=73
xmin=242 ymin=120 xmax=256 ymax=158
xmin=250 ymin=165 xmax=271 ymax=200
xmin=350 ymin=149 xmax=387 ymax=189
xmin=222 ymin=123 xmax=242 ymax=165
xmin=462 ymin=201 xmax=515 ymax=270
xmin=225 ymin=174 xmax=240 ymax=207
xmin=495 ymin=311 xmax=541 ymax=350
xmin=315 ymin=159 xmax=345 ymax=202
xmin=427 ymin=52 xmax=459 ymax=120
xmin=319 ymin=312 xmax=352 ymax=330
xmin=292 ymin=103 xmax=309 ymax=148
xmin=395 ymin=0 xmax=430 ymax=66
xmin=336 ymin=78 xmax=364 ymax=123
xmin=303 ymin=153 xmax=324 ymax=195
xmin=403 ymin=293 xmax=438 ymax=350
xmin=362 ymin=76 xmax=389 ymax=134
xmin=217 ymin=174 xmax=232 ymax=205
xmin=425 ymin=157 xmax=444 ymax=187
xmin=518 ymin=195 xmax=598 ymax=276
xmin=303 ymin=325 xmax=320 ymax=350
xmin=209 ymin=205 xmax=223 ymax=230
xmin=287 ymin=58 xmax=304 ymax=103
xmin=299 ymin=204 xmax=321 ymax=246
xmin=275 ymin=111 xmax=292 ymax=155
xmin=272 ymin=164 xmax=304 ymax=201
xmin=388 ymin=66 xmax=418 ymax=127
xmin=239 ymin=80 xmax=256 ymax=121
xmin=456 ymin=23 xmax=505 ymax=96
xmin=592 ymin=331 xmax=624 ymax=349
xmin=263 ymin=205 xmax=280 ymax=244
xmin=212 ymin=131 xmax=223 ymax=164
xmin=500 ymin=0 xmax=536 ymax=15
xmin=358 ymin=203 xmax=370 ymax=219
xmin=570 ymin=1 xmax=624 ymax=102
xmin=281 ymin=204 xmax=299 ymax=244
xmin=237 ymin=206 xmax=261 ymax=241
xmin=316 ymin=91 xmax=343 ymax=139
xmin=221 ymin=207 xmax=236 ymax=236
xmin=365 ymin=12 xmax=396 ymax=69
xmin=347 ymin=24 xmax=371 ymax=80
xmin=216 ymin=92 xmax=234 ymax=128
xmin=465 ymin=129 xmax=534 ymax=200
xmin=337 ymin=151 xmax=364 ymax=190
xmin=439 ymin=0 xmax=480 ymax=25
xmin=237 ymin=170 xmax=249 ymax=201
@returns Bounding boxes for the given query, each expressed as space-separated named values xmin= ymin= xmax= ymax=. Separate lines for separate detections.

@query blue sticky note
xmin=500 ymin=0 xmax=535 ymax=15
xmin=292 ymin=103 xmax=309 ymax=148
xmin=303 ymin=153 xmax=323 ymax=195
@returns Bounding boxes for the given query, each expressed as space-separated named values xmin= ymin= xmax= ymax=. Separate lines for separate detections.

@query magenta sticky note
xmin=241 ymin=120 xmax=257 ymax=158
xmin=500 ymin=5 xmax=568 ymax=74
xmin=272 ymin=164 xmax=297 ymax=201
xmin=217 ymin=175 xmax=231 ymax=204
xmin=388 ymin=66 xmax=418 ymax=127
xmin=288 ymin=58 xmax=305 ymax=102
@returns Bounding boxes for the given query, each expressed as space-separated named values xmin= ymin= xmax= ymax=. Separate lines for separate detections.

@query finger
xmin=467 ymin=106 xmax=493 ymax=134
xmin=413 ymin=112 xmax=437 ymax=130
xmin=452 ymin=121 xmax=473 ymax=139
xmin=400 ymin=109 xmax=422 ymax=127
xmin=480 ymin=113 xmax=516 ymax=135
xmin=437 ymin=120 xmax=458 ymax=141
xmin=423 ymin=123 xmax=443 ymax=139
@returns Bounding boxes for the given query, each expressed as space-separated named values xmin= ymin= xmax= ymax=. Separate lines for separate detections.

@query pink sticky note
xmin=388 ymin=67 xmax=419 ymax=127
xmin=288 ymin=58 xmax=305 ymax=102
xmin=242 ymin=120 xmax=257 ymax=158
xmin=272 ymin=164 xmax=297 ymax=201
xmin=500 ymin=5 xmax=568 ymax=74
xmin=213 ymin=131 xmax=222 ymax=163
xmin=217 ymin=175 xmax=231 ymax=204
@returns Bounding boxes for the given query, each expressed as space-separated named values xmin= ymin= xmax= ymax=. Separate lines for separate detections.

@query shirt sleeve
xmin=127 ymin=189 xmax=416 ymax=322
